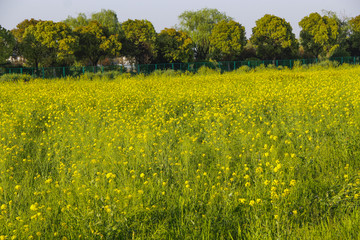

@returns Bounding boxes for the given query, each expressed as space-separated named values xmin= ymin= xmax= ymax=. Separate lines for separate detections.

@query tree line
xmin=0 ymin=8 xmax=359 ymax=68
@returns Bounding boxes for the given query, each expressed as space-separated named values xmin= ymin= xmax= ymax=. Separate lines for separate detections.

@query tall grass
xmin=0 ymin=66 xmax=359 ymax=239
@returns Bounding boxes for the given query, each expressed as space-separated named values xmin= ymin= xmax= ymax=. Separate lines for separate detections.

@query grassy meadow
xmin=0 ymin=65 xmax=359 ymax=239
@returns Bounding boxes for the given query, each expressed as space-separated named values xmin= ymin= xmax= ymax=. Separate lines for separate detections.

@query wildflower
xmin=30 ymin=203 xmax=38 ymax=211
xmin=290 ymin=180 xmax=296 ymax=186
xmin=45 ymin=178 xmax=53 ymax=184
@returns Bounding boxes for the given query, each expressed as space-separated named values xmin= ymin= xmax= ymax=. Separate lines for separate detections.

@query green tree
xmin=21 ymin=21 xmax=77 ymax=67
xmin=251 ymin=14 xmax=298 ymax=60
xmin=122 ymin=19 xmax=157 ymax=64
xmin=91 ymin=9 xmax=122 ymax=36
xmin=321 ymin=10 xmax=351 ymax=57
xmin=299 ymin=12 xmax=339 ymax=58
xmin=178 ymin=8 xmax=232 ymax=61
xmin=209 ymin=20 xmax=246 ymax=61
xmin=348 ymin=15 xmax=360 ymax=56
xmin=156 ymin=28 xmax=194 ymax=63
xmin=74 ymin=21 xmax=122 ymax=66
xmin=63 ymin=13 xmax=89 ymax=29
xmin=0 ymin=25 xmax=15 ymax=64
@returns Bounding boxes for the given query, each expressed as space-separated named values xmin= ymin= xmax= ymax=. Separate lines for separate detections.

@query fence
xmin=1 ymin=56 xmax=359 ymax=78
xmin=137 ymin=56 xmax=360 ymax=74
xmin=0 ymin=65 xmax=126 ymax=79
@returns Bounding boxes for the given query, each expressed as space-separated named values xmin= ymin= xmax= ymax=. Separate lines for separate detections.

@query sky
xmin=0 ymin=0 xmax=359 ymax=38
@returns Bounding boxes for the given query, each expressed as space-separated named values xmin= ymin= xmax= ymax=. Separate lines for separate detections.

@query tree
xmin=178 ymin=8 xmax=232 ymax=61
xmin=91 ymin=9 xmax=122 ymax=36
xmin=11 ymin=18 xmax=40 ymax=42
xmin=74 ymin=21 xmax=122 ymax=66
xmin=0 ymin=25 xmax=15 ymax=64
xmin=209 ymin=20 xmax=246 ymax=61
xmin=122 ymin=19 xmax=157 ymax=64
xmin=348 ymin=15 xmax=360 ymax=56
xmin=20 ymin=21 xmax=77 ymax=67
xmin=156 ymin=28 xmax=194 ymax=63
xmin=63 ymin=13 xmax=89 ymax=30
xmin=299 ymin=12 xmax=339 ymax=58
xmin=65 ymin=10 xmax=122 ymax=36
xmin=251 ymin=14 xmax=298 ymax=60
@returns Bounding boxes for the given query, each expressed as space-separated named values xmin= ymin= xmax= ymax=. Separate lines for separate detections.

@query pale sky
xmin=0 ymin=0 xmax=359 ymax=38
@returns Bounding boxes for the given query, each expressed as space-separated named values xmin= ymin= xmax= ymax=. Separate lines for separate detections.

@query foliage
xmin=150 ymin=69 xmax=182 ymax=77
xmin=64 ymin=9 xmax=122 ymax=36
xmin=251 ymin=14 xmax=298 ymax=60
xmin=63 ymin=13 xmax=89 ymax=30
xmin=90 ymin=9 xmax=123 ymax=36
xmin=122 ymin=19 xmax=157 ymax=64
xmin=11 ymin=19 xmax=40 ymax=41
xmin=15 ymin=21 xmax=77 ymax=68
xmin=178 ymin=8 xmax=232 ymax=61
xmin=74 ymin=21 xmax=122 ymax=66
xmin=196 ymin=65 xmax=221 ymax=75
xmin=0 ymin=73 xmax=32 ymax=82
xmin=349 ymin=15 xmax=360 ymax=56
xmin=299 ymin=12 xmax=339 ymax=58
xmin=0 ymin=25 xmax=15 ymax=64
xmin=209 ymin=20 xmax=246 ymax=61
xmin=156 ymin=28 xmax=194 ymax=63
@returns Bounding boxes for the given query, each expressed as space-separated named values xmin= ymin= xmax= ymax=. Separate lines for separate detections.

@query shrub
xmin=0 ymin=73 xmax=33 ymax=82
xmin=150 ymin=69 xmax=182 ymax=77
xmin=234 ymin=65 xmax=251 ymax=73
xmin=196 ymin=65 xmax=220 ymax=75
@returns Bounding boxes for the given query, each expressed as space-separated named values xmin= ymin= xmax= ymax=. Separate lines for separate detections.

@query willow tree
xmin=178 ymin=8 xmax=232 ymax=61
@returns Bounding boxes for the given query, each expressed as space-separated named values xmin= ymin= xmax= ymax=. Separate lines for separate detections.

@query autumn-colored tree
xmin=156 ymin=28 xmax=194 ymax=63
xmin=299 ymin=13 xmax=339 ymax=58
xmin=251 ymin=14 xmax=298 ymax=60
xmin=122 ymin=19 xmax=157 ymax=64
xmin=348 ymin=15 xmax=360 ymax=56
xmin=209 ymin=20 xmax=246 ymax=61
xmin=0 ymin=25 xmax=15 ymax=64
xmin=178 ymin=8 xmax=232 ymax=61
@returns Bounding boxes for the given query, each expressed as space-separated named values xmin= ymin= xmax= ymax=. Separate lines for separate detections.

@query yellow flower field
xmin=0 ymin=66 xmax=359 ymax=239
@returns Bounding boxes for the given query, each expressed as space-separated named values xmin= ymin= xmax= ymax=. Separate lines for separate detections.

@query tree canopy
xmin=348 ymin=15 xmax=360 ymax=56
xmin=74 ymin=21 xmax=122 ymax=66
xmin=16 ymin=20 xmax=77 ymax=68
xmin=209 ymin=20 xmax=246 ymax=61
xmin=299 ymin=12 xmax=339 ymax=58
xmin=178 ymin=8 xmax=232 ymax=61
xmin=0 ymin=25 xmax=15 ymax=64
xmin=122 ymin=19 xmax=157 ymax=64
xmin=4 ymin=9 xmax=360 ymax=69
xmin=251 ymin=14 xmax=298 ymax=60
xmin=156 ymin=28 xmax=194 ymax=63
